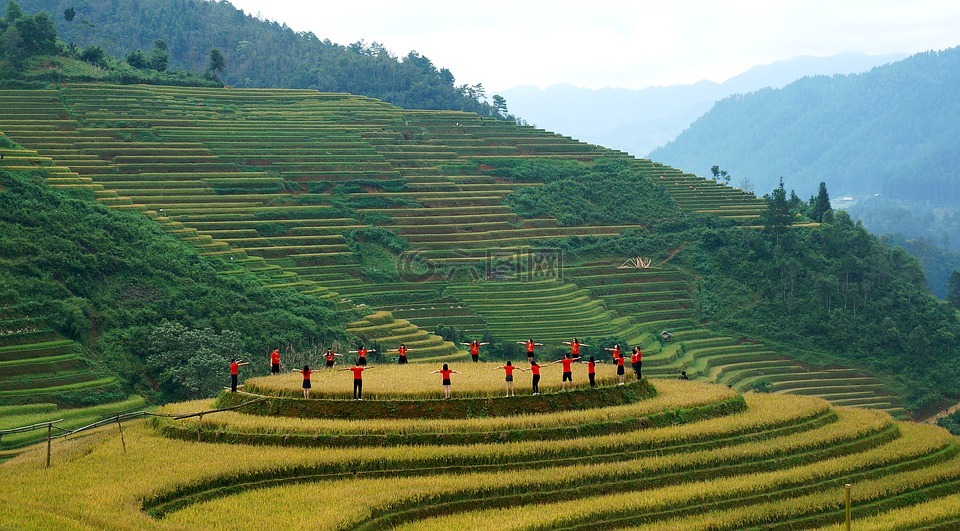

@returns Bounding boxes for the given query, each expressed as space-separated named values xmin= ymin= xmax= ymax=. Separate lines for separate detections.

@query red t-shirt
xmin=398 ymin=346 xmax=408 ymax=357
xmin=526 ymin=341 xmax=535 ymax=354
xmin=350 ymin=367 xmax=365 ymax=379
xmin=587 ymin=360 xmax=596 ymax=374
xmin=301 ymin=368 xmax=311 ymax=379
xmin=325 ymin=351 xmax=335 ymax=362
xmin=531 ymin=365 xmax=540 ymax=375
xmin=470 ymin=343 xmax=480 ymax=355
xmin=270 ymin=351 xmax=280 ymax=364
xmin=440 ymin=369 xmax=452 ymax=380
xmin=230 ymin=362 xmax=239 ymax=375
xmin=632 ymin=350 xmax=642 ymax=363
xmin=357 ymin=347 xmax=367 ymax=359
xmin=616 ymin=356 xmax=625 ymax=367
xmin=561 ymin=358 xmax=573 ymax=372
xmin=503 ymin=365 xmax=515 ymax=376
xmin=571 ymin=342 xmax=580 ymax=355
xmin=611 ymin=347 xmax=620 ymax=360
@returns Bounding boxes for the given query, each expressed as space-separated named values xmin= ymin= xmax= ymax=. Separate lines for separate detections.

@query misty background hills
xmin=500 ymin=52 xmax=905 ymax=156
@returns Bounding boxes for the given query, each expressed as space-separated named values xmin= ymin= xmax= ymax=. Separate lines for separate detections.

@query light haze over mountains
xmin=500 ymin=52 xmax=906 ymax=157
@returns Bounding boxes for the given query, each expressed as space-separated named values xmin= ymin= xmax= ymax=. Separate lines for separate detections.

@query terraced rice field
xmin=0 ymin=84 xmax=904 ymax=417
xmin=0 ymin=304 xmax=124 ymax=408
xmin=1 ymin=376 xmax=957 ymax=529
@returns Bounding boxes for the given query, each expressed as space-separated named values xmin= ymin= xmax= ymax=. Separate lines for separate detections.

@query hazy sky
xmin=227 ymin=0 xmax=960 ymax=92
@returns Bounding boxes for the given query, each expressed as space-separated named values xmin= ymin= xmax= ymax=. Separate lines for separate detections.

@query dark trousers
xmin=358 ymin=357 xmax=367 ymax=366
xmin=633 ymin=362 xmax=642 ymax=379
xmin=231 ymin=374 xmax=238 ymax=392
xmin=353 ymin=379 xmax=363 ymax=399
xmin=398 ymin=356 xmax=407 ymax=365
xmin=532 ymin=374 xmax=540 ymax=394
xmin=589 ymin=373 xmax=596 ymax=387
xmin=271 ymin=363 xmax=280 ymax=374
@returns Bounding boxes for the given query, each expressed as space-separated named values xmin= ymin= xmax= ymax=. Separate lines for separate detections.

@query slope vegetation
xmin=1 ymin=83 xmax=956 ymax=418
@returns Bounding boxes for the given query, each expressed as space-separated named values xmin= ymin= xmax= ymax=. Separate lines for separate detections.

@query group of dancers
xmin=232 ymin=338 xmax=646 ymax=400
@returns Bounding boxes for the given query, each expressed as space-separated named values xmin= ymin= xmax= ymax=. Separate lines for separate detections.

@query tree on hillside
xmin=146 ymin=321 xmax=248 ymax=399
xmin=149 ymin=38 xmax=167 ymax=72
xmin=761 ymin=177 xmax=793 ymax=245
xmin=810 ymin=181 xmax=831 ymax=222
xmin=711 ymin=165 xmax=720 ymax=180
xmin=492 ymin=94 xmax=508 ymax=117
xmin=207 ymin=47 xmax=225 ymax=76
xmin=63 ymin=6 xmax=74 ymax=22
xmin=125 ymin=49 xmax=146 ymax=69
xmin=949 ymin=270 xmax=960 ymax=310
xmin=4 ymin=0 xmax=23 ymax=24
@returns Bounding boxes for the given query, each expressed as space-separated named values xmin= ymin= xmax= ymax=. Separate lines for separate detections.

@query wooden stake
xmin=845 ymin=483 xmax=852 ymax=531
xmin=116 ymin=415 xmax=126 ymax=454
xmin=45 ymin=422 xmax=52 ymax=469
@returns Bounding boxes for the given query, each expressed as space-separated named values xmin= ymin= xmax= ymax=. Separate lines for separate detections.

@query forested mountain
xmin=500 ymin=52 xmax=904 ymax=156
xmin=15 ymin=0 xmax=501 ymax=114
xmin=650 ymin=46 xmax=960 ymax=203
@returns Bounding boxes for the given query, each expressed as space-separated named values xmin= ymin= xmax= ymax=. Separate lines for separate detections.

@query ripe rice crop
xmin=244 ymin=361 xmax=624 ymax=399
xmin=161 ymin=379 xmax=735 ymax=436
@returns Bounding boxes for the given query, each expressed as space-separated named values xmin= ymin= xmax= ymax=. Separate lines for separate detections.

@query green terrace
xmin=0 ymin=307 xmax=125 ymax=409
xmin=0 ymin=83 xmax=903 ymax=416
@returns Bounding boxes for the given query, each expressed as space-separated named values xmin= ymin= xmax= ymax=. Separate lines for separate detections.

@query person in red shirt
xmin=605 ymin=344 xmax=626 ymax=385
xmin=229 ymin=358 xmax=249 ymax=392
xmin=517 ymin=339 xmax=543 ymax=363
xmin=324 ymin=348 xmax=342 ymax=368
xmin=461 ymin=339 xmax=489 ymax=363
xmin=269 ymin=348 xmax=281 ymax=374
xmin=493 ymin=360 xmax=525 ymax=397
xmin=562 ymin=338 xmax=589 ymax=357
xmin=341 ymin=362 xmax=374 ymax=400
xmin=553 ymin=353 xmax=581 ymax=391
xmin=390 ymin=344 xmax=412 ymax=365
xmin=293 ymin=365 xmax=313 ymax=399
xmin=529 ymin=360 xmax=542 ymax=395
xmin=430 ymin=363 xmax=460 ymax=399
xmin=631 ymin=347 xmax=643 ymax=380
xmin=349 ymin=345 xmax=376 ymax=366
xmin=586 ymin=356 xmax=597 ymax=388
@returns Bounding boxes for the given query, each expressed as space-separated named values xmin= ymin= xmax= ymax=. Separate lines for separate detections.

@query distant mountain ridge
xmin=649 ymin=46 xmax=960 ymax=201
xmin=500 ymin=52 xmax=906 ymax=156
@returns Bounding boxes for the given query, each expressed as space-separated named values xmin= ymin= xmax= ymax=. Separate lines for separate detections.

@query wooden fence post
xmin=45 ymin=422 xmax=52 ymax=469
xmin=845 ymin=483 xmax=852 ymax=531
xmin=116 ymin=415 xmax=126 ymax=454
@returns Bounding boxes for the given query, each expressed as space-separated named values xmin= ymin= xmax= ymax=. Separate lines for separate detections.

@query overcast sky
xmin=227 ymin=0 xmax=960 ymax=92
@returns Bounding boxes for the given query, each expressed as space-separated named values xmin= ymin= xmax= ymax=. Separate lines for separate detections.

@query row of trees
xmin=17 ymin=0 xmax=510 ymax=117
xmin=1 ymin=0 xmax=226 ymax=84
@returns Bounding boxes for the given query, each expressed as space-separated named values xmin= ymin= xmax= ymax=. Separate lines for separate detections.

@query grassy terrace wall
xmin=4 ymin=378 xmax=960 ymax=529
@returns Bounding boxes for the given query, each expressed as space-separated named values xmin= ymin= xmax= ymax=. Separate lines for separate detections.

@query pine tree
xmin=811 ymin=181 xmax=832 ymax=222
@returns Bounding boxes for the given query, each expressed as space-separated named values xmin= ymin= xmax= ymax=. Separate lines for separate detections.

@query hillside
xmin=500 ymin=52 xmax=904 ymax=156
xmin=16 ymin=0 xmax=502 ymax=115
xmin=5 ymin=377 xmax=960 ymax=528
xmin=650 ymin=46 xmax=960 ymax=203
xmin=2 ymin=83 xmax=959 ymax=419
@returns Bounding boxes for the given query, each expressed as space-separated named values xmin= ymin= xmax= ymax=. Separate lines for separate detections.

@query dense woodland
xmin=650 ymin=46 xmax=960 ymax=297
xmin=0 ymin=170 xmax=351 ymax=402
xmin=15 ymin=0 xmax=507 ymax=116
